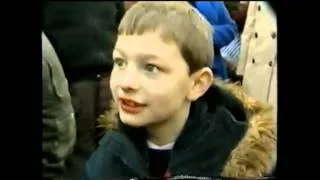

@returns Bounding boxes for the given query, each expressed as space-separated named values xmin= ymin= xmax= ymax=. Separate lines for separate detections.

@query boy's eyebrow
xmin=114 ymin=48 xmax=127 ymax=59
xmin=114 ymin=48 xmax=160 ymax=61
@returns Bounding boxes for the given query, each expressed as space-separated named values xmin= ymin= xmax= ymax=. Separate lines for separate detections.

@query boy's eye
xmin=113 ymin=58 xmax=126 ymax=68
xmin=144 ymin=63 xmax=159 ymax=73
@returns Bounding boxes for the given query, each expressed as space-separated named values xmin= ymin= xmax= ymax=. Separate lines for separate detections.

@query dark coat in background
xmin=43 ymin=1 xmax=124 ymax=80
xmin=43 ymin=2 xmax=125 ymax=179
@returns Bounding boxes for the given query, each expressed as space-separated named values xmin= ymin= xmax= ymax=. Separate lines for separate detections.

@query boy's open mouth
xmin=119 ymin=98 xmax=147 ymax=114
xmin=119 ymin=98 xmax=146 ymax=107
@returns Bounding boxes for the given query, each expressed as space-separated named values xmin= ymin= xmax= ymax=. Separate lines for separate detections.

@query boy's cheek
xmin=109 ymin=77 xmax=118 ymax=98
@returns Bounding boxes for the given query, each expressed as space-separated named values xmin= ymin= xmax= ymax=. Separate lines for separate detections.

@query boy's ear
xmin=187 ymin=67 xmax=214 ymax=101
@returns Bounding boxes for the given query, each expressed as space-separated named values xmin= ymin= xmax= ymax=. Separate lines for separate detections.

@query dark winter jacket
xmin=83 ymin=81 xmax=276 ymax=179
xmin=42 ymin=32 xmax=76 ymax=179
xmin=43 ymin=2 xmax=125 ymax=80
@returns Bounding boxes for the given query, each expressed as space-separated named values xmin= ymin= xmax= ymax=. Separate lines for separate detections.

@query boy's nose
xmin=119 ymin=70 xmax=140 ymax=92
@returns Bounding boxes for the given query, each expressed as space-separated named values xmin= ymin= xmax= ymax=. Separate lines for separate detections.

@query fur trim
xmin=97 ymin=80 xmax=276 ymax=178
xmin=217 ymin=81 xmax=277 ymax=178
xmin=97 ymin=101 xmax=118 ymax=131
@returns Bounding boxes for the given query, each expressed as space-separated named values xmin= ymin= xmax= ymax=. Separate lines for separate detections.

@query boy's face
xmin=110 ymin=32 xmax=193 ymax=127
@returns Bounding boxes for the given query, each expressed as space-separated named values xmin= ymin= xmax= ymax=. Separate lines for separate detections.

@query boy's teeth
xmin=127 ymin=101 xmax=136 ymax=106
xmin=123 ymin=100 xmax=137 ymax=106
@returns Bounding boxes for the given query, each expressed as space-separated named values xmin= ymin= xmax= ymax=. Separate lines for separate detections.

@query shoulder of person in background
xmin=42 ymin=32 xmax=76 ymax=179
xmin=43 ymin=2 xmax=124 ymax=76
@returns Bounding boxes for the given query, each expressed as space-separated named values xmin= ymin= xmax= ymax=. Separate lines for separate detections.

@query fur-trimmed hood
xmin=97 ymin=81 xmax=276 ymax=178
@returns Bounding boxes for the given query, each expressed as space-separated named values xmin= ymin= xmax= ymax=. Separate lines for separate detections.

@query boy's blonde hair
xmin=118 ymin=1 xmax=214 ymax=74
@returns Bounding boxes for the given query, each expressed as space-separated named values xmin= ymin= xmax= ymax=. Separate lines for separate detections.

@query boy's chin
xmin=119 ymin=113 xmax=148 ymax=128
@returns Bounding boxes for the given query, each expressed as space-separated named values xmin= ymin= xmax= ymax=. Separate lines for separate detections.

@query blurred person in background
xmin=189 ymin=1 xmax=238 ymax=80
xmin=221 ymin=1 xmax=249 ymax=83
xmin=43 ymin=2 xmax=125 ymax=179
xmin=42 ymin=32 xmax=76 ymax=180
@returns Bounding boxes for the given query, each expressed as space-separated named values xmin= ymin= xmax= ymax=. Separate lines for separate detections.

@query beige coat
xmin=236 ymin=1 xmax=277 ymax=114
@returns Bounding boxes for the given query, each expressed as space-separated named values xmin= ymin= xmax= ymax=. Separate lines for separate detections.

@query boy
xmin=83 ymin=2 xmax=276 ymax=179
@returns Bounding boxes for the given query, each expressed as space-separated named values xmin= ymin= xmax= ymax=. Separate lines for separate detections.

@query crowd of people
xmin=42 ymin=1 xmax=277 ymax=180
